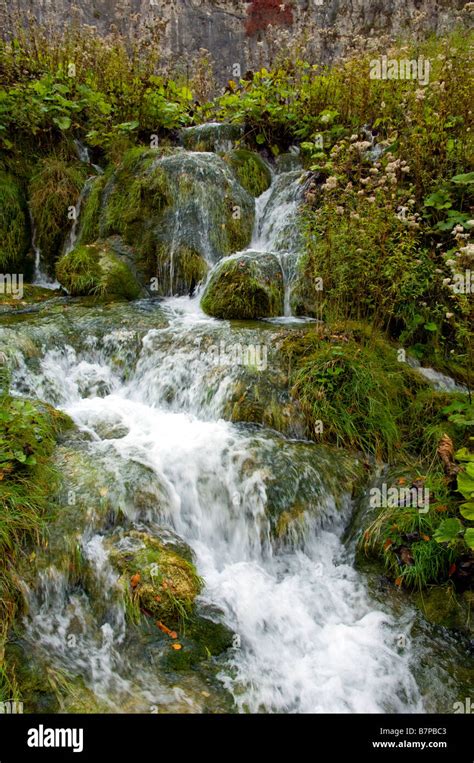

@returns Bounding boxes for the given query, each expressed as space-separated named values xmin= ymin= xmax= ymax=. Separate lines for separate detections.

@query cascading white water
xmin=6 ymin=141 xmax=468 ymax=714
xmin=10 ymin=297 xmax=434 ymax=713
xmin=204 ymin=166 xmax=308 ymax=318
xmin=29 ymin=208 xmax=61 ymax=289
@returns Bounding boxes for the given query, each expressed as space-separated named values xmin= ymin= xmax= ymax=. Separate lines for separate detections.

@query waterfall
xmin=7 ymin=295 xmax=467 ymax=714
xmin=29 ymin=208 xmax=61 ymax=289
xmin=3 ymin=143 xmax=470 ymax=715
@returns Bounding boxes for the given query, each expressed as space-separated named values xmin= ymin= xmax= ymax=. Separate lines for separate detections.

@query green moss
xmin=109 ymin=530 xmax=202 ymax=626
xmin=225 ymin=149 xmax=271 ymax=197
xmin=101 ymin=149 xmax=171 ymax=244
xmin=0 ymin=172 xmax=31 ymax=274
xmin=201 ymin=255 xmax=284 ymax=319
xmin=77 ymin=174 xmax=106 ymax=245
xmin=56 ymin=242 xmax=142 ymax=300
xmin=412 ymin=587 xmax=474 ymax=635
xmin=155 ymin=243 xmax=208 ymax=295
xmin=29 ymin=157 xmax=87 ymax=273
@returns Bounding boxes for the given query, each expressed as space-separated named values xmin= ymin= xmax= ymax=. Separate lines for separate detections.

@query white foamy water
xmin=13 ymin=302 xmax=425 ymax=713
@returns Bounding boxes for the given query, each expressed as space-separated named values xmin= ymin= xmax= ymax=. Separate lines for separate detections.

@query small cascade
xmin=63 ymin=176 xmax=96 ymax=256
xmin=275 ymin=252 xmax=299 ymax=317
xmin=74 ymin=138 xmax=104 ymax=175
xmin=29 ymin=208 xmax=61 ymax=289
xmin=251 ymin=170 xmax=306 ymax=254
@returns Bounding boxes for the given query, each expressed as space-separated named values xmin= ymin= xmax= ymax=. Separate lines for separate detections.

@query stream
xmin=2 ymin=141 xmax=472 ymax=714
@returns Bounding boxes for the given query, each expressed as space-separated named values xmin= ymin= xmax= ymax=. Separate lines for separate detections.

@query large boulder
xmin=80 ymin=147 xmax=255 ymax=296
xmin=200 ymin=251 xmax=284 ymax=319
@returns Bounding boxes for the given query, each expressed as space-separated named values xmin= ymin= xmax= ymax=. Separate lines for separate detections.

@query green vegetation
xmin=29 ymin=155 xmax=86 ymax=273
xmin=0 ymin=172 xmax=30 ymax=274
xmin=224 ymin=149 xmax=271 ymax=196
xmin=55 ymin=242 xmax=142 ymax=299
xmin=0 ymin=387 xmax=72 ymax=678
xmin=281 ymin=323 xmax=456 ymax=461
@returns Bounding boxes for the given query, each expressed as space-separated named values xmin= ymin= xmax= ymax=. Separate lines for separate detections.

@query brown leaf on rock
xmin=130 ymin=573 xmax=141 ymax=589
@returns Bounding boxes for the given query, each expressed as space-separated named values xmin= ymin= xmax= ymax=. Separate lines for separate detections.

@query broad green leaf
xmin=460 ymin=502 xmax=474 ymax=521
xmin=451 ymin=172 xmax=474 ymax=184
xmin=464 ymin=528 xmax=474 ymax=550
xmin=434 ymin=517 xmax=462 ymax=543
xmin=457 ymin=467 xmax=474 ymax=501
xmin=53 ymin=115 xmax=71 ymax=130
xmin=455 ymin=448 xmax=474 ymax=462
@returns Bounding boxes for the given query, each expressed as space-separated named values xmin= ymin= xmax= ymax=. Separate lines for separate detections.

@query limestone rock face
xmin=4 ymin=1 xmax=471 ymax=83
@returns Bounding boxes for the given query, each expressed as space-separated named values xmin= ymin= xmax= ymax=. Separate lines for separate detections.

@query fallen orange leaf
xmin=398 ymin=477 xmax=407 ymax=485
xmin=130 ymin=573 xmax=141 ymax=589
xmin=395 ymin=576 xmax=403 ymax=587
xmin=421 ymin=534 xmax=430 ymax=541
xmin=383 ymin=539 xmax=393 ymax=551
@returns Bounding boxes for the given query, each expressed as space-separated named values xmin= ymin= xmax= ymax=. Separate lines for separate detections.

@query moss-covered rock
xmin=412 ymin=586 xmax=474 ymax=636
xmin=29 ymin=156 xmax=87 ymax=274
xmin=181 ymin=123 xmax=243 ymax=153
xmin=108 ymin=530 xmax=202 ymax=625
xmin=55 ymin=242 xmax=143 ymax=299
xmin=76 ymin=174 xmax=107 ymax=245
xmin=0 ymin=171 xmax=31 ymax=274
xmin=225 ymin=149 xmax=271 ymax=197
xmin=155 ymin=243 xmax=209 ymax=296
xmin=96 ymin=148 xmax=254 ymax=294
xmin=201 ymin=252 xmax=284 ymax=319
xmin=0 ymin=284 xmax=61 ymax=313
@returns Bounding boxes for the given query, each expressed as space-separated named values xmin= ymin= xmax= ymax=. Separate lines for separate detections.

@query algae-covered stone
xmin=225 ymin=149 xmax=271 ymax=197
xmin=181 ymin=122 xmax=243 ymax=153
xmin=56 ymin=242 xmax=143 ymax=299
xmin=97 ymin=147 xmax=254 ymax=295
xmin=108 ymin=530 xmax=202 ymax=625
xmin=201 ymin=251 xmax=284 ymax=319
xmin=412 ymin=587 xmax=474 ymax=636
xmin=0 ymin=171 xmax=31 ymax=274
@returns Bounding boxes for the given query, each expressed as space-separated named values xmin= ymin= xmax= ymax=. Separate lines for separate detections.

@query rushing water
xmin=3 ymin=140 xmax=472 ymax=713
xmin=4 ymin=296 xmax=470 ymax=714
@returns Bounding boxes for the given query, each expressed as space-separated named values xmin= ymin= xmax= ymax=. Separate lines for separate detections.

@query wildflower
xmin=322 ymin=176 xmax=338 ymax=192
xmin=445 ymin=313 xmax=454 ymax=319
